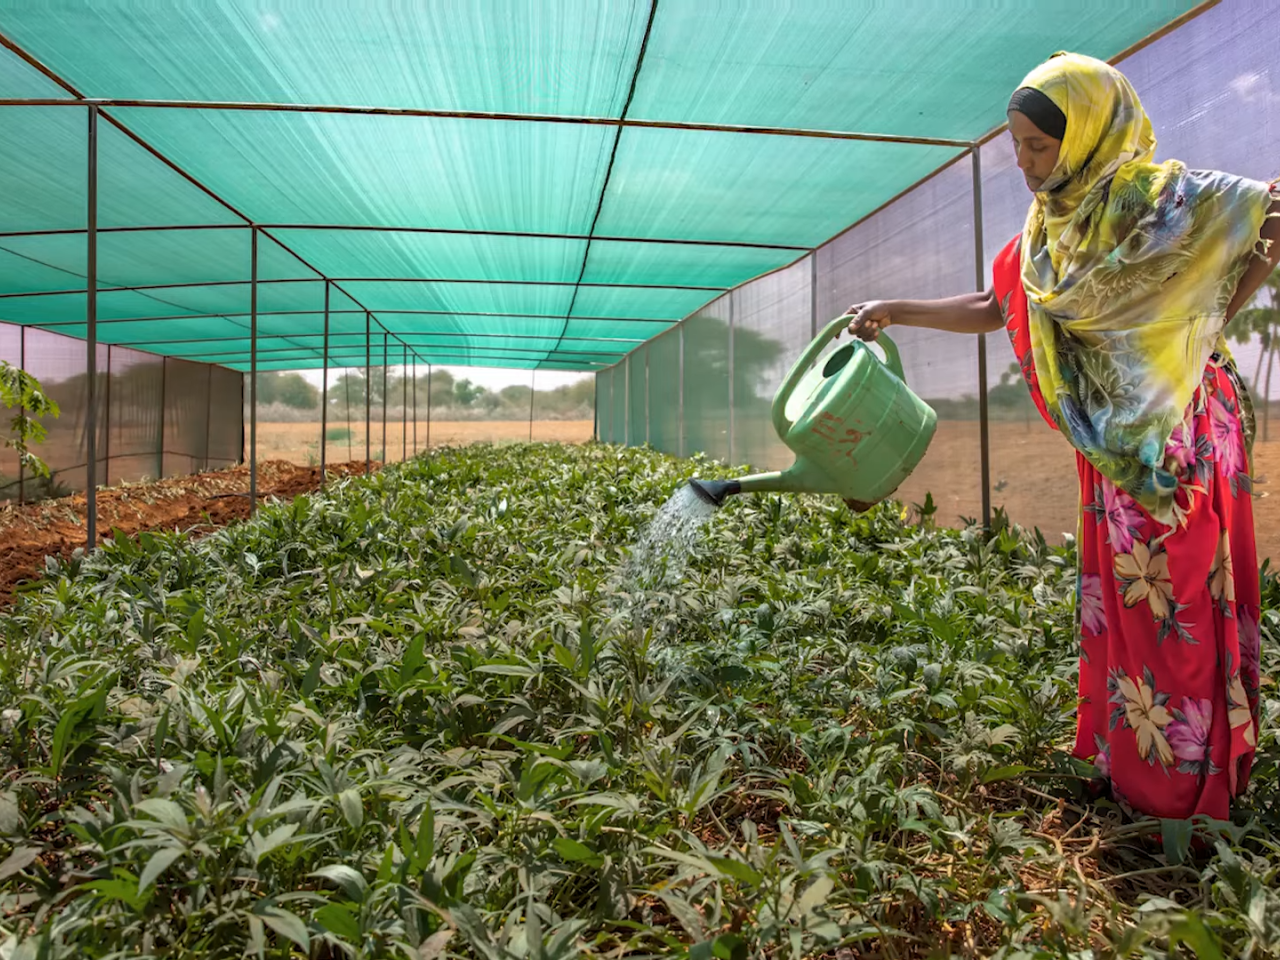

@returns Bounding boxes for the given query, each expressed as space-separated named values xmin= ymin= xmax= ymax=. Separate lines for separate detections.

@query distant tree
xmin=255 ymin=371 xmax=318 ymax=409
xmin=273 ymin=373 xmax=319 ymax=410
xmin=452 ymin=378 xmax=485 ymax=407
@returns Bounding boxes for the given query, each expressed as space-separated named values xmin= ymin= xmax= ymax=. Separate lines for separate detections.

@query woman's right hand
xmin=844 ymin=301 xmax=893 ymax=341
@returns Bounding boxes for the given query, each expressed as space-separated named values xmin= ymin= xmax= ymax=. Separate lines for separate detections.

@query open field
xmin=255 ymin=419 xmax=596 ymax=466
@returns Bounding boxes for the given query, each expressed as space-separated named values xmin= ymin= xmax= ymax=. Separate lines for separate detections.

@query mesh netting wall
xmin=646 ymin=329 xmax=680 ymax=454
xmin=732 ymin=256 xmax=814 ymax=472
xmin=595 ymin=367 xmax=614 ymax=443
xmin=681 ymin=296 xmax=730 ymax=463
xmin=596 ymin=0 xmax=1280 ymax=556
xmin=628 ymin=346 xmax=648 ymax=446
xmin=0 ymin=321 xmax=244 ymax=502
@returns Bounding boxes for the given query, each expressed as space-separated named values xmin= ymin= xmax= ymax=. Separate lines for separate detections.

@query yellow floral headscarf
xmin=1017 ymin=52 xmax=1276 ymax=524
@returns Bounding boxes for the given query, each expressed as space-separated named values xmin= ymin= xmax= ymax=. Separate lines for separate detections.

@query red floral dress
xmin=994 ymin=236 xmax=1262 ymax=821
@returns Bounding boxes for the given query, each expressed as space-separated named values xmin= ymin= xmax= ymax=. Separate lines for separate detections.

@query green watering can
xmin=688 ymin=315 xmax=937 ymax=509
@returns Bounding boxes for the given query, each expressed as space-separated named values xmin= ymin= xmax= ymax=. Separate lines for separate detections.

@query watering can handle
xmin=769 ymin=315 xmax=906 ymax=439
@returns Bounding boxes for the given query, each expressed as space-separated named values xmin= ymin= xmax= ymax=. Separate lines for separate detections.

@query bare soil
xmin=0 ymin=459 xmax=374 ymax=604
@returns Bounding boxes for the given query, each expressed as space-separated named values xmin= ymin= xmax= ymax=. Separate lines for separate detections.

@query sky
xmin=294 ymin=365 xmax=593 ymax=392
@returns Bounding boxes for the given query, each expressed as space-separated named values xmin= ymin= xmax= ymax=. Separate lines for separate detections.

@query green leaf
xmin=137 ymin=846 xmax=183 ymax=893
xmin=0 ymin=846 xmax=39 ymax=881
xmin=980 ymin=764 xmax=1034 ymax=784
xmin=552 ymin=837 xmax=602 ymax=865
xmin=706 ymin=855 xmax=762 ymax=887
xmin=712 ymin=933 xmax=748 ymax=960
xmin=251 ymin=823 xmax=300 ymax=864
xmin=794 ymin=875 xmax=834 ymax=917
xmin=315 ymin=903 xmax=361 ymax=942
xmin=338 ymin=788 xmax=364 ymax=830
xmin=0 ymin=791 xmax=21 ymax=835
xmin=1167 ymin=912 xmax=1225 ymax=960
xmin=134 ymin=798 xmax=188 ymax=832
xmin=1160 ymin=818 xmax=1195 ymax=866
xmin=312 ymin=864 xmax=369 ymax=901
xmin=260 ymin=906 xmax=311 ymax=952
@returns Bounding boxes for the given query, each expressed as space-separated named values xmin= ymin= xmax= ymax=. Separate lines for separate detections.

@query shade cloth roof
xmin=0 ymin=1 xmax=1204 ymax=373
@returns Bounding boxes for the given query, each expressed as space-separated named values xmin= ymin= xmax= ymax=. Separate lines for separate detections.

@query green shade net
xmin=0 ymin=1 xmax=1198 ymax=373
xmin=645 ymin=329 xmax=680 ymax=454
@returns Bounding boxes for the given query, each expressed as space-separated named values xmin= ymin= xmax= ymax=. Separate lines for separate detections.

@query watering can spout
xmin=687 ymin=463 xmax=833 ymax=507
xmin=686 ymin=478 xmax=742 ymax=507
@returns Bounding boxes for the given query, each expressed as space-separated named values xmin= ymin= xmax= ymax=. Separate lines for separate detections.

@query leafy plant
xmin=0 ymin=443 xmax=1276 ymax=959
xmin=0 ymin=360 xmax=60 ymax=478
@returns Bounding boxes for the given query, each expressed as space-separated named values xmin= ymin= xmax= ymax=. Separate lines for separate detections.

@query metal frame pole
xmin=426 ymin=364 xmax=432 ymax=451
xmin=202 ymin=362 xmax=211 ymax=471
xmin=528 ymin=368 xmax=535 ymax=443
xmin=623 ymin=357 xmax=630 ymax=446
xmin=364 ymin=311 xmax=371 ymax=474
xmin=810 ymin=252 xmax=819 ymax=339
xmin=17 ymin=326 xmax=24 ymax=504
xmin=727 ymin=295 xmax=735 ymax=466
xmin=609 ymin=369 xmax=615 ymax=443
xmin=972 ymin=147 xmax=991 ymax=531
xmin=402 ymin=343 xmax=407 ymax=460
xmin=158 ymin=357 xmax=167 ymax=477
xmin=381 ymin=332 xmax=388 ymax=462
xmin=678 ymin=326 xmax=685 ymax=458
xmin=412 ymin=356 xmax=417 ymax=454
xmin=645 ymin=347 xmax=650 ymax=446
xmin=103 ymin=346 xmax=111 ymax=487
xmin=85 ymin=104 xmax=98 ymax=548
xmin=321 ymin=281 xmax=329 ymax=484
xmin=249 ymin=225 xmax=258 ymax=514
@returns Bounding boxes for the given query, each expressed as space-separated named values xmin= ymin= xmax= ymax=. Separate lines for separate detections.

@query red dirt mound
xmin=0 ymin=460 xmax=378 ymax=605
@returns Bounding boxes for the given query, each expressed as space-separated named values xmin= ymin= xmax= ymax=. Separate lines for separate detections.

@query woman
xmin=846 ymin=52 xmax=1280 ymax=821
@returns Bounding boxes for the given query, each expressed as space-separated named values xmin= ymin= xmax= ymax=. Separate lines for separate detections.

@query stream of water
xmin=621 ymin=482 xmax=719 ymax=595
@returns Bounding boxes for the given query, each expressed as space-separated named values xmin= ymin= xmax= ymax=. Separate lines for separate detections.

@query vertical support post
xmin=320 ymin=281 xmax=330 ymax=485
xmin=401 ymin=344 xmax=407 ymax=461
xmin=381 ymin=332 xmax=388 ymax=463
xmin=202 ymin=363 xmax=211 ymax=471
xmin=645 ymin=348 xmax=650 ymax=446
xmin=609 ymin=369 xmax=615 ymax=444
xmin=364 ymin=312 xmax=371 ymax=474
xmin=426 ymin=364 xmax=432 ymax=451
xmin=677 ymin=325 xmax=685 ymax=458
xmin=85 ymin=104 xmax=99 ymax=549
xmin=727 ymin=295 xmax=735 ymax=466
xmin=17 ymin=326 xmax=24 ymax=504
xmin=103 ymin=346 xmax=111 ymax=488
xmin=592 ymin=372 xmax=598 ymax=442
xmin=158 ymin=357 xmax=167 ymax=478
xmin=412 ymin=356 xmax=418 ymax=455
xmin=972 ymin=146 xmax=991 ymax=531
xmin=623 ymin=357 xmax=630 ymax=446
xmin=528 ymin=368 xmax=535 ymax=443
xmin=249 ymin=225 xmax=259 ymax=515
xmin=810 ymin=251 xmax=818 ymax=339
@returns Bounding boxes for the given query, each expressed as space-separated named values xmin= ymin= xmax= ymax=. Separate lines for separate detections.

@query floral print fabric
xmin=996 ymin=236 xmax=1261 ymax=820
xmin=1012 ymin=53 xmax=1277 ymax=526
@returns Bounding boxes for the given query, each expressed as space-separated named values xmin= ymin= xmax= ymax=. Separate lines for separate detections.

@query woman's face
xmin=1008 ymin=110 xmax=1062 ymax=193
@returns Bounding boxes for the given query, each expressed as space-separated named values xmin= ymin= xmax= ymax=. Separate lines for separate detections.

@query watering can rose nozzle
xmin=687 ymin=478 xmax=742 ymax=507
